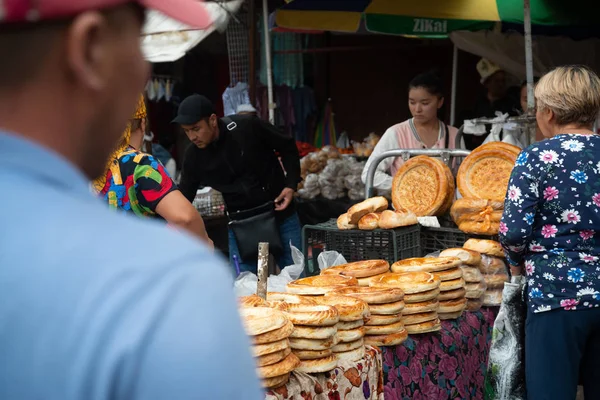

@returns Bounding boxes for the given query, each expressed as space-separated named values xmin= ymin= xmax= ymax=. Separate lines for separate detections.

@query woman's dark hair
xmin=409 ymin=71 xmax=444 ymax=98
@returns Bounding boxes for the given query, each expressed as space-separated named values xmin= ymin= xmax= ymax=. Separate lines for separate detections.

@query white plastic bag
xmin=317 ymin=251 xmax=347 ymax=272
xmin=233 ymin=245 xmax=306 ymax=296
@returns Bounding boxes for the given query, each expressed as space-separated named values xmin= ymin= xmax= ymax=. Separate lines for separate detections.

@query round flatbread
xmin=439 ymin=310 xmax=464 ymax=320
xmin=434 ymin=267 xmax=463 ymax=282
xmin=357 ymin=272 xmax=392 ymax=287
xmin=372 ymin=271 xmax=441 ymax=294
xmin=391 ymin=257 xmax=461 ymax=273
xmin=332 ymin=338 xmax=364 ymax=353
xmin=368 ymin=299 xmax=405 ymax=315
xmin=252 ymin=338 xmax=290 ymax=357
xmin=438 ymin=287 xmax=466 ymax=302
xmin=266 ymin=292 xmax=318 ymax=305
xmin=254 ymin=320 xmax=294 ymax=345
xmin=240 ymin=307 xmax=288 ymax=336
xmin=321 ymin=260 xmax=390 ymax=278
xmin=392 ymin=156 xmax=454 ymax=216
xmin=337 ymin=326 xmax=365 ymax=343
xmin=263 ymin=372 xmax=290 ymax=389
xmin=364 ymin=320 xmax=404 ymax=335
xmin=290 ymin=325 xmax=337 ymax=340
xmin=256 ymin=347 xmax=292 ymax=367
xmin=405 ymin=318 xmax=442 ymax=334
xmin=403 ymin=311 xmax=438 ymax=325
xmin=439 ymin=248 xmax=482 ymax=266
xmin=464 ymin=239 xmax=505 ymax=258
xmin=404 ymin=287 xmax=440 ymax=303
xmin=460 ymin=266 xmax=484 ymax=283
xmin=402 ymin=299 xmax=439 ymax=315
xmin=364 ymin=329 xmax=408 ymax=347
xmin=336 ymin=319 xmax=364 ymax=330
xmin=329 ymin=286 xmax=404 ymax=304
xmin=285 ymin=304 xmax=340 ymax=327
xmin=438 ymin=298 xmax=467 ymax=314
xmin=457 ymin=142 xmax=519 ymax=201
xmin=289 ymin=336 xmax=337 ymax=351
xmin=335 ymin=345 xmax=366 ymax=362
xmin=293 ymin=348 xmax=332 ymax=361
xmin=295 ymin=355 xmax=338 ymax=374
xmin=365 ymin=313 xmax=402 ymax=326
xmin=484 ymin=274 xmax=509 ymax=289
xmin=465 ymin=282 xmax=487 ymax=299
xmin=287 ymin=275 xmax=358 ymax=295
xmin=239 ymin=294 xmax=267 ymax=308
xmin=466 ymin=298 xmax=483 ymax=312
xmin=440 ymin=277 xmax=466 ymax=292
xmin=314 ymin=295 xmax=370 ymax=322
xmin=257 ymin=353 xmax=300 ymax=379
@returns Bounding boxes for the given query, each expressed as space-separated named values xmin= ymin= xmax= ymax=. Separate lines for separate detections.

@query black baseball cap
xmin=172 ymin=94 xmax=216 ymax=125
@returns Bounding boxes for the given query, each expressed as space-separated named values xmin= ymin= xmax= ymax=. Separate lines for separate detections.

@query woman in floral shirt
xmin=500 ymin=66 xmax=600 ymax=400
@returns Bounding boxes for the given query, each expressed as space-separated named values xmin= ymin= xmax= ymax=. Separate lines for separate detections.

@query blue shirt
xmin=500 ymin=134 xmax=600 ymax=313
xmin=0 ymin=132 xmax=263 ymax=399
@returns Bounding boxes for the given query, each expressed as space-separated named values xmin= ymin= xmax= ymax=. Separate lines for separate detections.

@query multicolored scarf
xmin=92 ymin=95 xmax=147 ymax=192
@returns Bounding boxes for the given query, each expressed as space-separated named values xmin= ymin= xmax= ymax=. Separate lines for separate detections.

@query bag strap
xmin=221 ymin=116 xmax=237 ymax=132
xmin=444 ymin=122 xmax=450 ymax=148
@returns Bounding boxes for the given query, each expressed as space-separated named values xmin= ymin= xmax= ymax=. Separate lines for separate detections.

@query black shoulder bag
xmin=222 ymin=117 xmax=284 ymax=263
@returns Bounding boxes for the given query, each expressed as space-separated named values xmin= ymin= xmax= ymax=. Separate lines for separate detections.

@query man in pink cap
xmin=0 ymin=1 xmax=262 ymax=399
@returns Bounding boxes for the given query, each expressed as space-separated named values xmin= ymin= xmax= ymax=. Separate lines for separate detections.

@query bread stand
xmin=362 ymin=149 xmax=499 ymax=399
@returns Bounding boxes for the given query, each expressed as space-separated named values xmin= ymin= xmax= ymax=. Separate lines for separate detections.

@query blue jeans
xmin=229 ymin=212 xmax=302 ymax=276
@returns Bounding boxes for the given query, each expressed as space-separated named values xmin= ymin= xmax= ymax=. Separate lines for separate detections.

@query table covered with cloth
xmin=265 ymin=345 xmax=384 ymax=400
xmin=382 ymin=308 xmax=498 ymax=400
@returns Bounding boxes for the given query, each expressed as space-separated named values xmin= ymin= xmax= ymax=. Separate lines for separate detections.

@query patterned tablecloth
xmin=382 ymin=308 xmax=499 ymax=400
xmin=265 ymin=345 xmax=384 ymax=400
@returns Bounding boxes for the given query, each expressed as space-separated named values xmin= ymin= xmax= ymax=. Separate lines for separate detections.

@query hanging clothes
xmin=222 ymin=82 xmax=251 ymax=116
xmin=292 ymin=86 xmax=316 ymax=142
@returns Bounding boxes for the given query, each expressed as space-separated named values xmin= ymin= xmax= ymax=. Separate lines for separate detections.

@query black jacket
xmin=179 ymin=115 xmax=301 ymax=218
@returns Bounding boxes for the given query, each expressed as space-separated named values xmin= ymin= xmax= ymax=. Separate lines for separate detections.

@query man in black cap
xmin=174 ymin=94 xmax=301 ymax=274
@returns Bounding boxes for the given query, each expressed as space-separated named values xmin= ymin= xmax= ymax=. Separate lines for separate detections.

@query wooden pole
xmin=257 ymin=242 xmax=269 ymax=299
xmin=248 ymin=0 xmax=256 ymax=102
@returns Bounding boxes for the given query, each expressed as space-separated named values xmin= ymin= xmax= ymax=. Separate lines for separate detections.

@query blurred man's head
xmin=0 ymin=0 xmax=211 ymax=179
xmin=477 ymin=58 xmax=507 ymax=100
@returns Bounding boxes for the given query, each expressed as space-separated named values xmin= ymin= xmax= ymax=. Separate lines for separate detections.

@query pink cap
xmin=0 ymin=0 xmax=213 ymax=29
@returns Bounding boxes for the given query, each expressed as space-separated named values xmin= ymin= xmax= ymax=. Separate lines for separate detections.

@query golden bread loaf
xmin=287 ymin=275 xmax=358 ymax=295
xmin=439 ymin=248 xmax=482 ymax=265
xmin=358 ymin=212 xmax=381 ymax=230
xmin=464 ymin=239 xmax=505 ymax=258
xmin=336 ymin=213 xmax=357 ymax=230
xmin=347 ymin=196 xmax=389 ymax=224
xmin=321 ymin=259 xmax=390 ymax=278
xmin=405 ymin=318 xmax=442 ymax=334
xmin=378 ymin=209 xmax=418 ymax=229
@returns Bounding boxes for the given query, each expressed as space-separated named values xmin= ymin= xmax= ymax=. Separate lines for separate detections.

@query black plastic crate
xmin=302 ymin=219 xmax=421 ymax=276
xmin=421 ymin=226 xmax=499 ymax=256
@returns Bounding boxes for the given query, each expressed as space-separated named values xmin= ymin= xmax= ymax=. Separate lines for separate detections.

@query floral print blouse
xmin=500 ymin=134 xmax=600 ymax=313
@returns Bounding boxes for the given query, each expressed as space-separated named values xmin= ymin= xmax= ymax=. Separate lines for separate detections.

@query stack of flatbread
xmin=371 ymin=271 xmax=442 ymax=334
xmin=321 ymin=259 xmax=391 ymax=287
xmin=391 ymin=257 xmax=467 ymax=321
xmin=463 ymin=239 xmax=509 ymax=306
xmin=284 ymin=303 xmax=340 ymax=373
xmin=331 ymin=286 xmax=408 ymax=347
xmin=315 ymin=295 xmax=370 ymax=362
xmin=239 ymin=307 xmax=299 ymax=389
xmin=286 ymin=275 xmax=359 ymax=295
xmin=440 ymin=248 xmax=487 ymax=311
